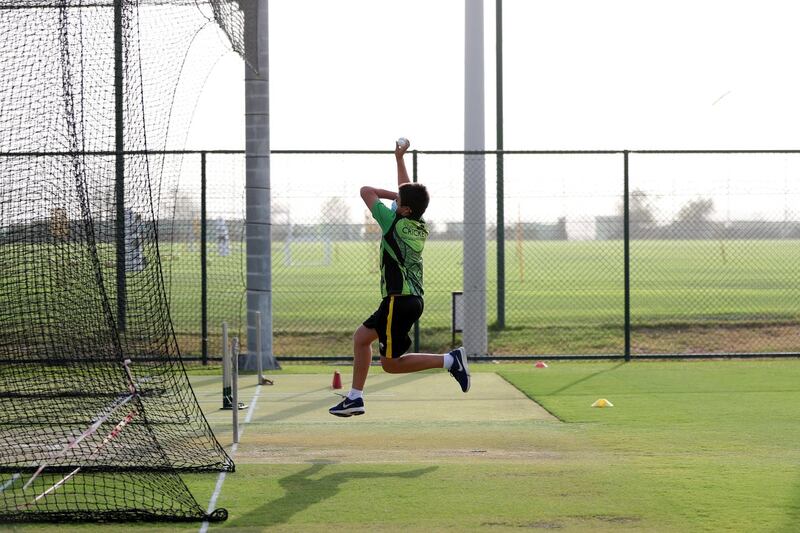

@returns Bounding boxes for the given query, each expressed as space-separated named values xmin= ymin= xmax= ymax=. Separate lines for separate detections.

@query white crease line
xmin=244 ymin=386 xmax=261 ymax=424
xmin=199 ymin=384 xmax=262 ymax=533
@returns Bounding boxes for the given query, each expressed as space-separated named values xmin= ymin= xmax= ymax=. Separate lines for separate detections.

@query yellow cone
xmin=591 ymin=398 xmax=613 ymax=408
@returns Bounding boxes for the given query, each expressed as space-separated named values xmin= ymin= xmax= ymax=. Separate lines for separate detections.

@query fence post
xmin=412 ymin=150 xmax=420 ymax=352
xmin=495 ymin=0 xmax=505 ymax=330
xmin=496 ymin=154 xmax=505 ymax=330
xmin=200 ymin=151 xmax=208 ymax=365
xmin=623 ymin=150 xmax=631 ymax=362
xmin=114 ymin=0 xmax=126 ymax=334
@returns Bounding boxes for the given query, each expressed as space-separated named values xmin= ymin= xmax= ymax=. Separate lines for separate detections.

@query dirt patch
xmin=632 ymin=323 xmax=800 ymax=354
xmin=483 ymin=521 xmax=564 ymax=529
xmin=575 ymin=514 xmax=641 ymax=524
xmin=482 ymin=515 xmax=642 ymax=529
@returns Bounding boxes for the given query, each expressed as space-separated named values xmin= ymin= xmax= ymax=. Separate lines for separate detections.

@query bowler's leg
xmin=352 ymin=324 xmax=378 ymax=391
xmin=380 ymin=353 xmax=444 ymax=374
xmin=381 ymin=348 xmax=471 ymax=393
xmin=330 ymin=325 xmax=377 ymax=417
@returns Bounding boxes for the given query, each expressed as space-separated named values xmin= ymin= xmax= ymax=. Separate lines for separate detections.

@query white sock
xmin=347 ymin=388 xmax=363 ymax=401
xmin=443 ymin=353 xmax=454 ymax=370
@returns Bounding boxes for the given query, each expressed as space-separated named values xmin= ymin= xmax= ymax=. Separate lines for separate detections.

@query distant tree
xmin=271 ymin=201 xmax=291 ymax=241
xmin=675 ymin=198 xmax=714 ymax=224
xmin=272 ymin=201 xmax=290 ymax=224
xmin=671 ymin=197 xmax=716 ymax=242
xmin=172 ymin=190 xmax=199 ymax=223
xmin=320 ymin=197 xmax=352 ymax=235
xmin=618 ymin=189 xmax=656 ymax=224
xmin=163 ymin=190 xmax=199 ymax=244
xmin=486 ymin=221 xmax=497 ymax=240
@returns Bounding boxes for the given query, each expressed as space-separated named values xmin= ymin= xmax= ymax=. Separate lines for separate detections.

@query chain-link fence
xmin=626 ymin=152 xmax=800 ymax=356
xmin=159 ymin=151 xmax=246 ymax=360
xmin=156 ymin=150 xmax=800 ymax=359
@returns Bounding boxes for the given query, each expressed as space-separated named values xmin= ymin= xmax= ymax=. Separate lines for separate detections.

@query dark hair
xmin=399 ymin=183 xmax=429 ymax=220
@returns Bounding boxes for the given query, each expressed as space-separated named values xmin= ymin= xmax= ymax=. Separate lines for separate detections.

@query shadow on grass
xmin=253 ymin=372 xmax=429 ymax=422
xmin=229 ymin=463 xmax=438 ymax=528
xmin=549 ymin=362 xmax=627 ymax=396
xmin=783 ymin=476 xmax=800 ymax=532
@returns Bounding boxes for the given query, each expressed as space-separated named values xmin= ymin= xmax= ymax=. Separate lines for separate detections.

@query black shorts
xmin=363 ymin=295 xmax=424 ymax=358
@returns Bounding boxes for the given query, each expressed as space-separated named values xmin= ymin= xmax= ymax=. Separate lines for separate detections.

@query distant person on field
xmin=189 ymin=217 xmax=200 ymax=253
xmin=50 ymin=207 xmax=69 ymax=242
xmin=124 ymin=208 xmax=147 ymax=272
xmin=329 ymin=138 xmax=470 ymax=418
xmin=214 ymin=217 xmax=230 ymax=257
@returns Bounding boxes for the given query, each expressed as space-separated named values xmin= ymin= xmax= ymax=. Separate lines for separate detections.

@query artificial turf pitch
xmin=10 ymin=360 xmax=800 ymax=532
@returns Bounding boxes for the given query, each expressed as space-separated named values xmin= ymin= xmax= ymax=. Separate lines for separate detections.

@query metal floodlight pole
xmin=114 ymin=0 xmax=126 ymax=333
xmin=464 ymin=0 xmax=488 ymax=357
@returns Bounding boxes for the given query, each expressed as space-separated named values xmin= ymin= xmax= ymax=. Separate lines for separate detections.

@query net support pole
xmin=256 ymin=311 xmax=264 ymax=384
xmin=242 ymin=0 xmax=279 ymax=371
xmin=222 ymin=322 xmax=231 ymax=409
xmin=231 ymin=337 xmax=240 ymax=444
xmin=463 ymin=0 xmax=488 ymax=357
xmin=114 ymin=0 xmax=126 ymax=333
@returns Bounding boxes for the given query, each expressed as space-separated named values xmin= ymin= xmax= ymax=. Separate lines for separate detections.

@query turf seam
xmin=497 ymin=373 xmax=565 ymax=423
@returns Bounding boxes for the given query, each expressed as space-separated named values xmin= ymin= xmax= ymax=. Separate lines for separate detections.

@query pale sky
xmin=184 ymin=0 xmax=800 ymax=230
xmin=190 ymin=0 xmax=800 ymax=151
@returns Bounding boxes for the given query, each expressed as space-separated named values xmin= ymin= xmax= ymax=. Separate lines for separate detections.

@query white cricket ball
xmin=397 ymin=137 xmax=409 ymax=149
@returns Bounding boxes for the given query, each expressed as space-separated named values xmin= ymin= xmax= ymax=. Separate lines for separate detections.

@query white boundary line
xmin=199 ymin=384 xmax=262 ymax=533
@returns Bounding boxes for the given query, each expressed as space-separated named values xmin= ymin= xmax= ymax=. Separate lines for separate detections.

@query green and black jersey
xmin=371 ymin=201 xmax=428 ymax=298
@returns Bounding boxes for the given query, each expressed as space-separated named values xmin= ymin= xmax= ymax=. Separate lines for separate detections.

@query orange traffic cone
xmin=331 ymin=370 xmax=342 ymax=389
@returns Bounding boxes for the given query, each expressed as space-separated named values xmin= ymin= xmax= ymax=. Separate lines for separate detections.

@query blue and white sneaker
xmin=329 ymin=396 xmax=365 ymax=417
xmin=448 ymin=347 xmax=470 ymax=393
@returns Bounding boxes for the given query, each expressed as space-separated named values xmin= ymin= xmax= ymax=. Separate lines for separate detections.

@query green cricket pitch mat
xmin=199 ymin=372 xmax=557 ymax=465
xmin=11 ymin=360 xmax=800 ymax=532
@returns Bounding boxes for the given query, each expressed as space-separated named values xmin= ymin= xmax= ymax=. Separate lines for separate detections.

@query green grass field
xmin=11 ymin=360 xmax=800 ymax=532
xmin=160 ymin=239 xmax=800 ymax=357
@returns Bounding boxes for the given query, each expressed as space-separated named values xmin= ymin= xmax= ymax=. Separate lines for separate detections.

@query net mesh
xmin=0 ymin=0 xmax=244 ymax=522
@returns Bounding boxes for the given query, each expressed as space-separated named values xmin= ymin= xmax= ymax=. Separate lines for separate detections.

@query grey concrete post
xmin=463 ymin=0 xmax=488 ymax=356
xmin=242 ymin=0 xmax=279 ymax=370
